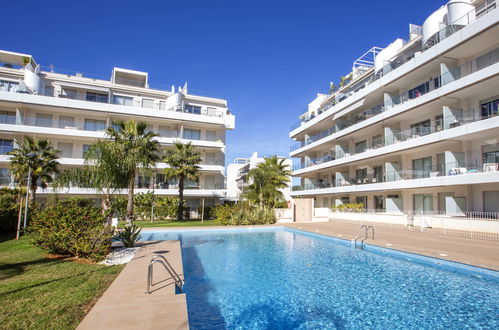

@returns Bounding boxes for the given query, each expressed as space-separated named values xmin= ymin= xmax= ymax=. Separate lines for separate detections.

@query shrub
xmin=29 ymin=198 xmax=113 ymax=261
xmin=0 ymin=188 xmax=20 ymax=234
xmin=215 ymin=202 xmax=276 ymax=226
xmin=331 ymin=202 xmax=365 ymax=212
xmin=116 ymin=224 xmax=142 ymax=247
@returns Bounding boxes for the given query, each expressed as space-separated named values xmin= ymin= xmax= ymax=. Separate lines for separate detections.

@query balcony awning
xmin=333 ymin=98 xmax=365 ymax=120
xmin=52 ymin=81 xmax=110 ymax=93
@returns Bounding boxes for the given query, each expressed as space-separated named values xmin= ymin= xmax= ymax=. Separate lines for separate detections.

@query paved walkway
xmin=78 ymin=241 xmax=188 ymax=330
xmin=284 ymin=221 xmax=499 ymax=270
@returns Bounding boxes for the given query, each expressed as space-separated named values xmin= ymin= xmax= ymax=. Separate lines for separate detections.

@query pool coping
xmin=141 ymin=226 xmax=499 ymax=282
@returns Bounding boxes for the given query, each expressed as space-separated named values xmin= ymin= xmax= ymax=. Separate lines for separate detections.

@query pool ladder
xmin=353 ymin=225 xmax=375 ymax=249
xmin=146 ymin=255 xmax=184 ymax=294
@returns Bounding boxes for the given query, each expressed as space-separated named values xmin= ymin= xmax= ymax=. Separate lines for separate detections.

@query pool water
xmin=140 ymin=228 xmax=499 ymax=329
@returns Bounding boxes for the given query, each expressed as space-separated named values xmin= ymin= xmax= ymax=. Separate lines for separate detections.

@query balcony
xmin=292 ymin=160 xmax=499 ymax=193
xmin=293 ymin=107 xmax=497 ymax=171
xmin=289 ymin=3 xmax=498 ymax=133
xmin=291 ymin=47 xmax=499 ymax=158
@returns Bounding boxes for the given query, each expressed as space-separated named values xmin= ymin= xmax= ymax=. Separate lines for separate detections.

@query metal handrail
xmin=146 ymin=255 xmax=184 ymax=294
xmin=353 ymin=225 xmax=375 ymax=248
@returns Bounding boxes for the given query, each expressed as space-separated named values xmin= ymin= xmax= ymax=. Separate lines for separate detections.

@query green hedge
xmin=29 ymin=198 xmax=113 ymax=261
xmin=0 ymin=188 xmax=21 ymax=234
xmin=214 ymin=202 xmax=276 ymax=225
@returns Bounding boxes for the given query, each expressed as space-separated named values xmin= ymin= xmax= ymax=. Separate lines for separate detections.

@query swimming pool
xmin=140 ymin=227 xmax=499 ymax=329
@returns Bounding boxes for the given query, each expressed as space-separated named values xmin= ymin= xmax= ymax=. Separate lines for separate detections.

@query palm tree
xmin=53 ymin=140 xmax=128 ymax=224
xmin=163 ymin=142 xmax=201 ymax=221
xmin=245 ymin=156 xmax=291 ymax=208
xmin=106 ymin=120 xmax=160 ymax=225
xmin=8 ymin=136 xmax=59 ymax=201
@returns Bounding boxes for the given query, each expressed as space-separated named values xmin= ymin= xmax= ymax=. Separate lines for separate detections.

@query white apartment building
xmin=289 ymin=0 xmax=499 ymax=214
xmin=227 ymin=152 xmax=292 ymax=202
xmin=0 ymin=50 xmax=235 ymax=208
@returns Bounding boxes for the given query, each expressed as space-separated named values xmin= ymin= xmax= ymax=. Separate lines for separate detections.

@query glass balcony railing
xmin=289 ymin=3 xmax=497 ymax=133
xmin=291 ymin=46 xmax=499 ymax=155
xmin=293 ymin=160 xmax=499 ymax=192
xmin=0 ymin=80 xmax=229 ymax=118
xmin=293 ymin=106 xmax=497 ymax=171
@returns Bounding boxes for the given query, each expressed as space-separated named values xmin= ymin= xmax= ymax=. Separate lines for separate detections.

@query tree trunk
xmin=178 ymin=176 xmax=184 ymax=221
xmin=126 ymin=174 xmax=135 ymax=226
xmin=102 ymin=191 xmax=112 ymax=226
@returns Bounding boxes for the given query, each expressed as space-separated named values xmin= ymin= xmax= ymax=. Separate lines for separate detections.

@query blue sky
xmin=3 ymin=0 xmax=440 ymax=164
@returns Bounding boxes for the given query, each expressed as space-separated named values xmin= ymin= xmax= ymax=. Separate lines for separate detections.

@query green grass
xmin=0 ymin=235 xmax=124 ymax=330
xmin=125 ymin=219 xmax=222 ymax=228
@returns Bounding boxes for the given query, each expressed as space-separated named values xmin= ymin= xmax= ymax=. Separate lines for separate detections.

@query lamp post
xmin=23 ymin=152 xmax=36 ymax=231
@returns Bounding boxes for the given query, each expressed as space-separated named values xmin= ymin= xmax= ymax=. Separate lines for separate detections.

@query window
xmin=205 ymin=130 xmax=217 ymax=141
xmin=44 ymin=85 xmax=54 ymax=96
xmin=142 ymin=99 xmax=155 ymax=109
xmin=356 ymin=168 xmax=368 ymax=184
xmin=35 ymin=113 xmax=53 ymax=127
xmin=84 ymin=119 xmax=106 ymax=131
xmin=183 ymin=128 xmax=201 ymax=140
xmin=205 ymin=152 xmax=217 ymax=165
xmin=184 ymin=105 xmax=201 ymax=114
xmin=372 ymin=134 xmax=383 ymax=149
xmin=435 ymin=115 xmax=444 ymax=131
xmin=58 ymin=116 xmax=75 ymax=129
xmin=58 ymin=142 xmax=73 ymax=158
xmin=0 ymin=139 xmax=13 ymax=154
xmin=411 ymin=119 xmax=431 ymax=137
xmin=61 ymin=88 xmax=77 ymax=99
xmin=355 ymin=140 xmax=367 ymax=154
xmin=482 ymin=144 xmax=499 ymax=164
xmin=373 ymin=166 xmax=383 ymax=183
xmin=374 ymin=195 xmax=384 ymax=212
xmin=159 ymin=101 xmax=166 ymax=110
xmin=0 ymin=80 xmax=19 ymax=92
xmin=158 ymin=126 xmax=172 ymax=138
xmin=0 ymin=168 xmax=10 ymax=185
xmin=0 ymin=110 xmax=15 ymax=124
xmin=82 ymin=144 xmax=91 ymax=157
xmin=137 ymin=175 xmax=151 ymax=188
xmin=113 ymin=95 xmax=133 ymax=106
xmin=408 ymin=81 xmax=430 ymax=99
xmin=86 ymin=92 xmax=108 ymax=103
xmin=412 ymin=156 xmax=432 ymax=179
xmin=480 ymin=98 xmax=499 ymax=119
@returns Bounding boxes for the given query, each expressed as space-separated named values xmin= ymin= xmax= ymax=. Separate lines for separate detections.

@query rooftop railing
xmin=0 ymin=82 xmax=229 ymax=118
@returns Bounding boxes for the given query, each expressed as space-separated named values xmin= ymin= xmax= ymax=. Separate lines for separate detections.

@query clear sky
xmin=2 ymin=0 xmax=440 ymax=164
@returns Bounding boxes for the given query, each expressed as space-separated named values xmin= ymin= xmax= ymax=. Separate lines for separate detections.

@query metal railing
xmin=353 ymin=225 xmax=375 ymax=248
xmin=146 ymin=255 xmax=183 ymax=294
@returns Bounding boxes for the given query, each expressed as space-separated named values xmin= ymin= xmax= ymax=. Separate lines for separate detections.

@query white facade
xmin=226 ymin=152 xmax=292 ymax=201
xmin=0 ymin=50 xmax=235 ymax=208
xmin=289 ymin=0 xmax=499 ymax=214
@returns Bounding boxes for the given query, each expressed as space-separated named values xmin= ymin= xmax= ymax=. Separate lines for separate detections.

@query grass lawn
xmin=0 ymin=235 xmax=124 ymax=329
xmin=126 ymin=218 xmax=222 ymax=228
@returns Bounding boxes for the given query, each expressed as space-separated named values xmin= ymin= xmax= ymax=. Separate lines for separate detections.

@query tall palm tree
xmin=106 ymin=120 xmax=160 ymax=225
xmin=8 ymin=136 xmax=60 ymax=201
xmin=163 ymin=142 xmax=201 ymax=221
xmin=53 ymin=140 xmax=128 ymax=224
xmin=245 ymin=156 xmax=291 ymax=208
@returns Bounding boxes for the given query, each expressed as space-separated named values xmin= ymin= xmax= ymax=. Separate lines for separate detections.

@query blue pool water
xmin=140 ymin=228 xmax=499 ymax=329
